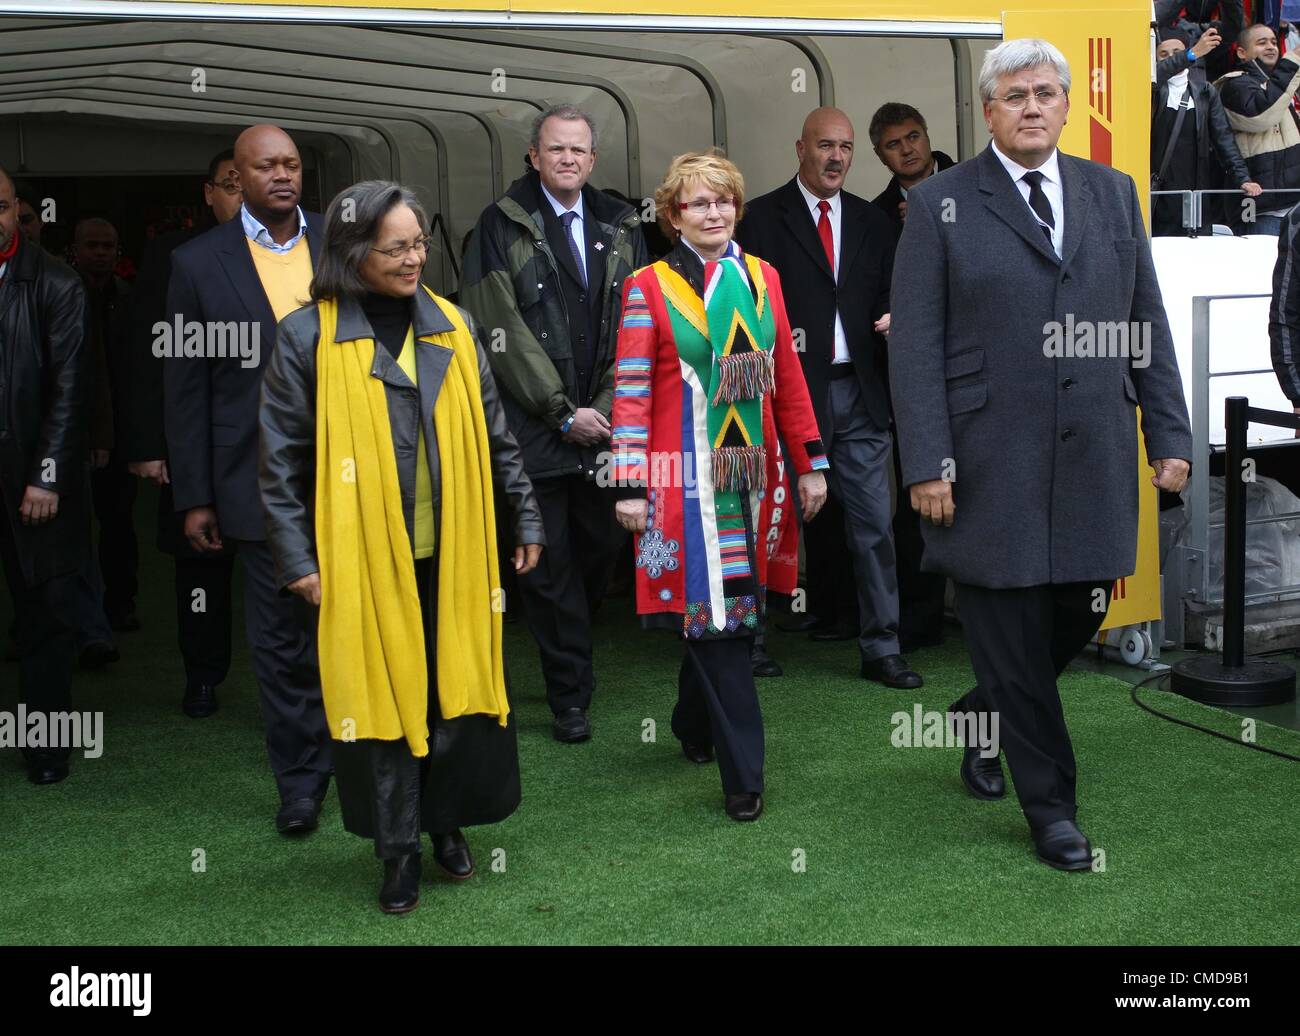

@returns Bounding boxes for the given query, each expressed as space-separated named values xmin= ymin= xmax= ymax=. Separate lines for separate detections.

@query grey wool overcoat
xmin=888 ymin=144 xmax=1193 ymax=589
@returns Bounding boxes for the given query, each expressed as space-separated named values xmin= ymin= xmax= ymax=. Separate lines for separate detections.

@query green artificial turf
xmin=2 ymin=506 xmax=1299 ymax=945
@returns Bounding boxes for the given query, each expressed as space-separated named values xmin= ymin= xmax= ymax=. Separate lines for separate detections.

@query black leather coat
xmin=258 ymin=288 xmax=545 ymax=593
xmin=0 ymin=236 xmax=92 ymax=586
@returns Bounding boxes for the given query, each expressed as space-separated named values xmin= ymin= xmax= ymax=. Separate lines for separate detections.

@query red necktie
xmin=816 ymin=199 xmax=835 ymax=275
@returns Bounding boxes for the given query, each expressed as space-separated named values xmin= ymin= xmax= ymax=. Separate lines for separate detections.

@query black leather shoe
xmin=751 ymin=646 xmax=783 ymax=678
xmin=724 ymin=793 xmax=764 ymax=821
xmin=959 ymin=745 xmax=1005 ymax=800
xmin=1032 ymin=820 xmax=1094 ymax=871
xmin=379 ymin=853 xmax=421 ymax=913
xmin=78 ymin=640 xmax=119 ymax=670
xmin=275 ymin=797 xmax=321 ymax=835
xmin=776 ymin=613 xmax=823 ymax=634
xmin=861 ymin=654 xmax=923 ymax=689
xmin=431 ymin=830 xmax=475 ymax=880
xmin=810 ymin=622 xmax=857 ymax=642
xmin=26 ymin=757 xmax=69 ymax=785
xmin=552 ymin=707 xmax=592 ymax=743
xmin=681 ymin=741 xmax=714 ymax=764
xmin=182 ymin=684 xmax=218 ymax=719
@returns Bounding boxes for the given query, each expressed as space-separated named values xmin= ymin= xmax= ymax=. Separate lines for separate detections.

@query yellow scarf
xmin=314 ymin=289 xmax=508 ymax=758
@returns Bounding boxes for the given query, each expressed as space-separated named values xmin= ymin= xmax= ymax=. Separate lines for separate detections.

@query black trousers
xmin=90 ymin=454 xmax=138 ymax=621
xmin=672 ymin=636 xmax=764 ymax=795
xmin=802 ymin=494 xmax=858 ymax=627
xmin=516 ymin=474 xmax=625 ymax=714
xmin=69 ymin=545 xmax=115 ymax=652
xmin=952 ymin=580 xmax=1111 ymax=830
xmin=0 ymin=513 xmax=78 ymax=764
xmin=174 ymin=552 xmax=235 ymax=690
xmin=891 ymin=438 xmax=947 ymax=643
xmin=228 ymin=538 xmax=331 ymax=804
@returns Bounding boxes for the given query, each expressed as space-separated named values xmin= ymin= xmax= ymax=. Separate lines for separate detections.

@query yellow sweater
xmin=247 ymin=236 xmax=313 ymax=322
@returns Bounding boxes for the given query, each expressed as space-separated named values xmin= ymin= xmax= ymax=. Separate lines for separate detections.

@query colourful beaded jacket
xmin=609 ymin=242 xmax=829 ymax=639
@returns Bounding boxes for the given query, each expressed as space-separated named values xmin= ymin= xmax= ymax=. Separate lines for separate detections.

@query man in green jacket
xmin=460 ymin=104 xmax=648 ymax=744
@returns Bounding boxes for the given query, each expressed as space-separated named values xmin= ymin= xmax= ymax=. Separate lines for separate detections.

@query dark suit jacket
xmin=889 ymin=144 xmax=1193 ymax=588
xmin=163 ymin=212 xmax=324 ymax=541
xmin=736 ymin=177 xmax=895 ymax=434
xmin=872 ymin=150 xmax=957 ymax=234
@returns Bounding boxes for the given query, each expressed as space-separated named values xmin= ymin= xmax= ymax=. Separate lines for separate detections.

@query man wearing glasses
xmin=889 ymin=38 xmax=1192 ymax=870
xmin=164 ymin=125 xmax=332 ymax=835
xmin=126 ymin=148 xmax=241 ymax=724
xmin=461 ymin=104 xmax=648 ymax=744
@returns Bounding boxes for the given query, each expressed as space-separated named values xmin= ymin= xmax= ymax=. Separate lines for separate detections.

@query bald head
xmin=233 ymin=124 xmax=302 ymax=224
xmin=0 ymin=167 xmax=16 ymax=253
xmin=796 ymin=107 xmax=855 ymax=198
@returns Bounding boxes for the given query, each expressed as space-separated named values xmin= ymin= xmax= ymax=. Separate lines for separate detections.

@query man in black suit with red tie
xmin=736 ymin=107 xmax=921 ymax=689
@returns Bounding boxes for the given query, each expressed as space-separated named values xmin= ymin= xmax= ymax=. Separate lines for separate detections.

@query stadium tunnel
xmin=0 ymin=9 xmax=1000 ymax=290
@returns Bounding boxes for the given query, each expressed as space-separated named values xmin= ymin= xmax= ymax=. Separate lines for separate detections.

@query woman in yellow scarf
xmin=259 ymin=181 xmax=544 ymax=913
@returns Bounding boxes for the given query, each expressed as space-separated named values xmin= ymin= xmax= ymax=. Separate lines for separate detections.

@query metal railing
xmin=1165 ymin=292 xmax=1300 ymax=647
xmin=1149 ymin=187 xmax=1300 ymax=234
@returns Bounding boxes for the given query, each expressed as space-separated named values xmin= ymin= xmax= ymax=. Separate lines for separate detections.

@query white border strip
xmin=0 ymin=0 xmax=1001 ymax=37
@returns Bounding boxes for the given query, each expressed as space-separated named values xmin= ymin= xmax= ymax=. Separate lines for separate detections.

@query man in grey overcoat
xmin=889 ymin=38 xmax=1193 ymax=870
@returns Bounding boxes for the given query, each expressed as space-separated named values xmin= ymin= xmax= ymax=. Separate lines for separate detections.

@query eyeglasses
xmin=991 ymin=88 xmax=1066 ymax=111
xmin=678 ymin=197 xmax=735 ymax=216
xmin=207 ymin=178 xmax=241 ymax=196
xmin=371 ymin=236 xmax=433 ymax=259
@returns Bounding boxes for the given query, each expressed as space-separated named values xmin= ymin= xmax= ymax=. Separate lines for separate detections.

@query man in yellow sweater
xmin=164 ymin=125 xmax=331 ymax=835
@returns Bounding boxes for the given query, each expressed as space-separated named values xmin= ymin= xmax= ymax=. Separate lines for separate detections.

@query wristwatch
xmin=560 ymin=414 xmax=576 ymax=434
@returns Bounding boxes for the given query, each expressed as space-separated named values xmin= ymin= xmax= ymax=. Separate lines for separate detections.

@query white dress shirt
xmin=539 ymin=182 xmax=588 ymax=285
xmin=991 ymin=141 xmax=1064 ymax=258
xmin=795 ymin=176 xmax=850 ymax=363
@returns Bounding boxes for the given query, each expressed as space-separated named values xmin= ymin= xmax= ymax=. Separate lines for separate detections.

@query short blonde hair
xmin=653 ymin=148 xmax=745 ymax=241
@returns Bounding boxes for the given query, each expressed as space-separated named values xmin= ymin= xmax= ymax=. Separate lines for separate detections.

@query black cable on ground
xmin=1130 ymin=670 xmax=1300 ymax=763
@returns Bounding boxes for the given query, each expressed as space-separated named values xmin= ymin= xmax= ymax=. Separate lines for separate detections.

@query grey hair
xmin=978 ymin=37 xmax=1071 ymax=104
xmin=529 ymin=104 xmax=599 ymax=153
xmin=311 ymin=180 xmax=430 ymax=303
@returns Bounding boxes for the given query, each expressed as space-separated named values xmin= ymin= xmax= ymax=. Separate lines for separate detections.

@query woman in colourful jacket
xmin=609 ymin=150 xmax=829 ymax=822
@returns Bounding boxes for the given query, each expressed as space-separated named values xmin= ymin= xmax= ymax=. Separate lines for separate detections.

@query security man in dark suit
xmin=127 ymin=149 xmax=242 ymax=721
xmin=164 ymin=125 xmax=330 ymax=834
xmin=738 ymin=106 xmax=922 ymax=690
xmin=868 ymin=102 xmax=958 ymax=652
xmin=890 ymin=39 xmax=1193 ymax=870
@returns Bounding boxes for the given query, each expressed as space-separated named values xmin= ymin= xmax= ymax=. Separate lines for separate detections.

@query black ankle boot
xmin=379 ymin=853 xmax=421 ymax=913
xmin=431 ymin=830 xmax=475 ymax=879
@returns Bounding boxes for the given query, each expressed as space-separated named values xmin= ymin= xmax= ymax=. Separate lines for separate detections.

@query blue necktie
xmin=561 ymin=210 xmax=587 ymax=289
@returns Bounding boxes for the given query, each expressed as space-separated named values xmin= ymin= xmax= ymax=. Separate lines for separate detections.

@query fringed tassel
xmin=711 ymin=445 xmax=768 ymax=493
xmin=711 ymin=350 xmax=775 ymax=405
